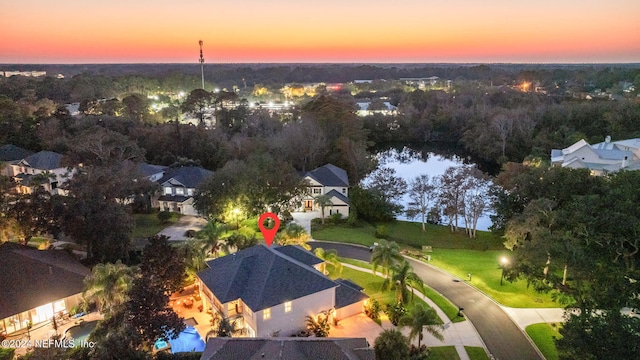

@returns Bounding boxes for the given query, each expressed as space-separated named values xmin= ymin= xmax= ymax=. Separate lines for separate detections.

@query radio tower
xmin=199 ymin=40 xmax=205 ymax=89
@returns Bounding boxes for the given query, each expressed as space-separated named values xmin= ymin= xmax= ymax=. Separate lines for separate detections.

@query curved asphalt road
xmin=310 ymin=241 xmax=542 ymax=360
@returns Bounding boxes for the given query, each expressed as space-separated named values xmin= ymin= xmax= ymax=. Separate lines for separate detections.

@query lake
xmin=366 ymin=147 xmax=494 ymax=231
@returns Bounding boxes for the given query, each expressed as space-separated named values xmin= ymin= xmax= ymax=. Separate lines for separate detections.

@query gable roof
xmin=201 ymin=337 xmax=374 ymax=360
xmin=157 ymin=166 xmax=213 ymax=188
xmin=21 ymin=150 xmax=63 ymax=170
xmin=197 ymin=245 xmax=337 ymax=311
xmin=326 ymin=189 xmax=350 ymax=205
xmin=305 ymin=164 xmax=349 ymax=187
xmin=0 ymin=144 xmax=33 ymax=162
xmin=0 ymin=243 xmax=90 ymax=319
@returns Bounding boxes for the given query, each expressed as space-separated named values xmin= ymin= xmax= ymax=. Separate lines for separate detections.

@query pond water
xmin=366 ymin=147 xmax=494 ymax=231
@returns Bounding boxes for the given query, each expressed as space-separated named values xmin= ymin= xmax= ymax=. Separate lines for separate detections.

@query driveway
xmin=158 ymin=215 xmax=207 ymax=241
xmin=291 ymin=211 xmax=319 ymax=234
xmin=310 ymin=241 xmax=545 ymax=360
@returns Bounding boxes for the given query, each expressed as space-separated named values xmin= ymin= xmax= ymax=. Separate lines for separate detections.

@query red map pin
xmin=258 ymin=212 xmax=280 ymax=247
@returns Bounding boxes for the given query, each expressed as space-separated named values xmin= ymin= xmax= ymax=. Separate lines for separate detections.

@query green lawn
xmin=337 ymin=256 xmax=464 ymax=323
xmin=465 ymin=346 xmax=491 ymax=360
xmin=526 ymin=323 xmax=562 ymax=360
xmin=427 ymin=346 xmax=460 ymax=359
xmin=425 ymin=249 xmax=557 ymax=308
xmin=327 ymin=266 xmax=437 ymax=322
xmin=315 ymin=222 xmax=561 ymax=308
xmin=312 ymin=220 xmax=504 ymax=250
xmin=133 ymin=212 xmax=182 ymax=238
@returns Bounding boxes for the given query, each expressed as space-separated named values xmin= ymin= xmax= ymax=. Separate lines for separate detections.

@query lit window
xmin=263 ymin=308 xmax=271 ymax=320
xmin=187 ymin=188 xmax=194 ymax=196
xmin=175 ymin=187 xmax=184 ymax=195
xmin=284 ymin=301 xmax=292 ymax=313
xmin=164 ymin=187 xmax=172 ymax=195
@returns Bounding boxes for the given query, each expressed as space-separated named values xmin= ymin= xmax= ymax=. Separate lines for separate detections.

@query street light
xmin=500 ymin=256 xmax=509 ymax=286
xmin=233 ymin=208 xmax=240 ymax=229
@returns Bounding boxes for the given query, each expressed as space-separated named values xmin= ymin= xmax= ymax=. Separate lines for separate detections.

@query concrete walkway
xmin=341 ymin=263 xmax=485 ymax=360
xmin=501 ymin=307 xmax=565 ymax=330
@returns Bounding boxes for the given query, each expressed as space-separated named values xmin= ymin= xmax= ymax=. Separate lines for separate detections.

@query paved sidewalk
xmin=342 ymin=263 xmax=486 ymax=360
xmin=501 ymin=307 xmax=565 ymax=330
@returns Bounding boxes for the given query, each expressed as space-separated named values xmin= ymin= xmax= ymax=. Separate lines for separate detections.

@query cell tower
xmin=199 ymin=40 xmax=205 ymax=89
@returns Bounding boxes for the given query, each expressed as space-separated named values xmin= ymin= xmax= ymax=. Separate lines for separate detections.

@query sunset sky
xmin=2 ymin=0 xmax=639 ymax=64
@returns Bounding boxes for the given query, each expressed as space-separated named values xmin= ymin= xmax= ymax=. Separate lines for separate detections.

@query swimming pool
xmin=64 ymin=320 xmax=99 ymax=345
xmin=156 ymin=326 xmax=205 ymax=353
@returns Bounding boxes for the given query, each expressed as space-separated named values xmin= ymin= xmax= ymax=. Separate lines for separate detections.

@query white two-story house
xmin=4 ymin=150 xmax=71 ymax=195
xmin=196 ymin=244 xmax=368 ymax=338
xmin=153 ymin=165 xmax=213 ymax=215
xmin=300 ymin=164 xmax=350 ymax=218
xmin=551 ymin=136 xmax=640 ymax=176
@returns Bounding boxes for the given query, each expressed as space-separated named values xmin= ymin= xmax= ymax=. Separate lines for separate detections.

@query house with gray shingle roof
xmin=153 ymin=165 xmax=213 ymax=215
xmin=0 ymin=243 xmax=90 ymax=336
xmin=5 ymin=150 xmax=71 ymax=195
xmin=200 ymin=337 xmax=374 ymax=360
xmin=196 ymin=244 xmax=367 ymax=338
xmin=300 ymin=164 xmax=350 ymax=218
xmin=551 ymin=136 xmax=640 ymax=176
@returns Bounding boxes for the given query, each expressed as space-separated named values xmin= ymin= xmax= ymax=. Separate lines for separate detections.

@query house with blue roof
xmin=153 ymin=165 xmax=214 ymax=215
xmin=3 ymin=150 xmax=71 ymax=195
xmin=196 ymin=244 xmax=367 ymax=338
xmin=300 ymin=164 xmax=350 ymax=218
xmin=551 ymin=136 xmax=640 ymax=176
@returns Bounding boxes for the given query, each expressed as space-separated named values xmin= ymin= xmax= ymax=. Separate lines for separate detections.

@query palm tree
xmin=371 ymin=240 xmax=403 ymax=278
xmin=399 ymin=303 xmax=444 ymax=348
xmin=384 ymin=260 xmax=424 ymax=303
xmin=214 ymin=315 xmax=240 ymax=337
xmin=83 ymin=261 xmax=133 ymax=317
xmin=196 ymin=221 xmax=228 ymax=258
xmin=314 ymin=248 xmax=343 ymax=275
xmin=276 ymin=223 xmax=311 ymax=250
xmin=182 ymin=240 xmax=207 ymax=273
xmin=314 ymin=194 xmax=333 ymax=224
xmin=374 ymin=328 xmax=410 ymax=360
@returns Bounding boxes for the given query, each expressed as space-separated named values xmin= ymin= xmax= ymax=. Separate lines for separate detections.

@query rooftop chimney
xmin=605 ymin=135 xmax=611 ymax=143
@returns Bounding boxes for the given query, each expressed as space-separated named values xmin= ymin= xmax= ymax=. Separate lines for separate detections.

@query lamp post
xmin=500 ymin=256 xmax=509 ymax=286
xmin=233 ymin=208 xmax=240 ymax=229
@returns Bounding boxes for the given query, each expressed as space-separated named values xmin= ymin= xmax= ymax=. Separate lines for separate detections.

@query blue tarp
xmin=167 ymin=326 xmax=206 ymax=353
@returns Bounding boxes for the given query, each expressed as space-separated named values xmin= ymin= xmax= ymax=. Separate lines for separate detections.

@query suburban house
xmin=196 ymin=244 xmax=368 ymax=338
xmin=300 ymin=164 xmax=350 ymax=218
xmin=355 ymin=101 xmax=398 ymax=117
xmin=153 ymin=165 xmax=214 ymax=215
xmin=2 ymin=150 xmax=71 ymax=195
xmin=551 ymin=136 xmax=640 ymax=176
xmin=0 ymin=243 xmax=90 ymax=336
xmin=135 ymin=162 xmax=167 ymax=182
xmin=200 ymin=337 xmax=374 ymax=360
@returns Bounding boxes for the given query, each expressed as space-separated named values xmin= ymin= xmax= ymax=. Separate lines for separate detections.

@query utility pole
xmin=199 ymin=40 xmax=205 ymax=90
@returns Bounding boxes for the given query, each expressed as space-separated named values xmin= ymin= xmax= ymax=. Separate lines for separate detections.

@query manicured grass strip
xmin=526 ymin=323 xmax=562 ymax=360
xmin=465 ymin=346 xmax=490 ymax=360
xmin=424 ymin=249 xmax=557 ymax=308
xmin=337 ymin=256 xmax=372 ymax=269
xmin=327 ymin=266 xmax=435 ymax=320
xmin=133 ymin=212 xmax=182 ymax=238
xmin=312 ymin=220 xmax=504 ymax=250
xmin=335 ymin=260 xmax=463 ymax=323
xmin=427 ymin=346 xmax=460 ymax=359
xmin=421 ymin=286 xmax=465 ymax=323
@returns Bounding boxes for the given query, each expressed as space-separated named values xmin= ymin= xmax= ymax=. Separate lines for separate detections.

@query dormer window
xmin=164 ymin=187 xmax=172 ymax=195
xmin=175 ymin=187 xmax=184 ymax=195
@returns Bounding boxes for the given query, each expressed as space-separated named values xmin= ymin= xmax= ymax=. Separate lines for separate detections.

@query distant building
xmin=551 ymin=136 xmax=640 ymax=176
xmin=0 ymin=71 xmax=46 ymax=77
xmin=355 ymin=101 xmax=398 ymax=116
xmin=299 ymin=164 xmax=350 ymax=218
xmin=153 ymin=165 xmax=214 ymax=215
